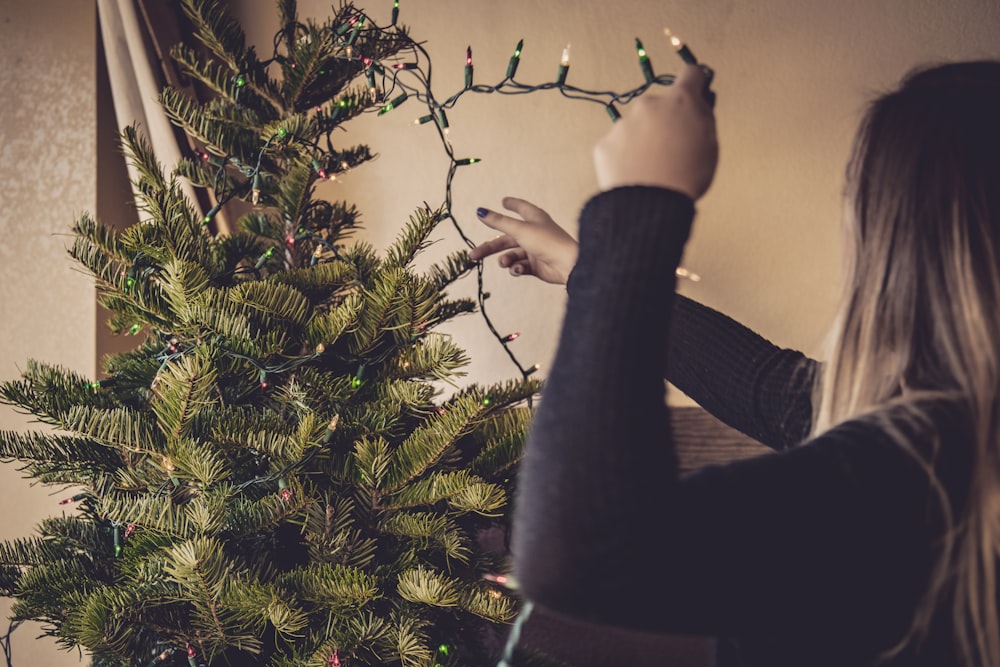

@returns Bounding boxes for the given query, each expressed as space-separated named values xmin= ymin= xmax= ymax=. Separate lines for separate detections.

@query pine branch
xmin=469 ymin=408 xmax=533 ymax=479
xmin=395 ymin=565 xmax=461 ymax=607
xmin=348 ymin=267 xmax=406 ymax=356
xmin=455 ymin=377 xmax=543 ymax=410
xmin=160 ymin=87 xmax=260 ymax=164
xmin=229 ymin=280 xmax=312 ymax=329
xmin=0 ymin=537 xmax=72 ymax=571
xmin=391 ymin=274 xmax=442 ymax=348
xmin=98 ymin=492 xmax=195 ymax=540
xmin=0 ymin=430 xmax=122 ymax=470
xmin=351 ymin=436 xmax=391 ymax=490
xmin=382 ymin=393 xmax=484 ymax=493
xmin=273 ymin=261 xmax=356 ymax=303
xmin=71 ymin=232 xmax=173 ymax=325
xmin=224 ymin=485 xmax=310 ymax=539
xmin=170 ymin=42 xmax=279 ymax=116
xmin=0 ymin=361 xmax=116 ymax=426
xmin=426 ymin=249 xmax=474 ymax=291
xmin=379 ymin=335 xmax=470 ymax=384
xmin=273 ymin=154 xmax=320 ymax=228
xmin=384 ymin=612 xmax=433 ymax=667
xmin=62 ymin=406 xmax=164 ymax=457
xmin=160 ymin=258 xmax=213 ymax=321
xmin=380 ymin=512 xmax=470 ymax=565
xmin=432 ymin=298 xmax=477 ymax=325
xmin=458 ymin=584 xmax=517 ymax=623
xmin=150 ymin=350 xmax=219 ymax=445
xmin=380 ymin=470 xmax=483 ymax=511
xmin=446 ymin=481 xmax=506 ymax=516
xmin=163 ymin=536 xmax=261 ymax=655
xmin=219 ymin=576 xmax=308 ymax=640
xmin=383 ymin=208 xmax=443 ymax=272
xmin=166 ymin=441 xmax=230 ymax=491
xmin=275 ymin=562 xmax=380 ymax=609
xmin=74 ymin=212 xmax=125 ymax=260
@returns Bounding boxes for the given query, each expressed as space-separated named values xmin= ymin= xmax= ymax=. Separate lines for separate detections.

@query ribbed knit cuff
xmin=569 ymin=186 xmax=695 ymax=314
xmin=569 ymin=186 xmax=694 ymax=291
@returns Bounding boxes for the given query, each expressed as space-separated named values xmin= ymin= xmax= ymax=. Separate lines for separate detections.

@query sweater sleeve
xmin=511 ymin=187 xmax=947 ymax=655
xmin=668 ymin=295 xmax=818 ymax=450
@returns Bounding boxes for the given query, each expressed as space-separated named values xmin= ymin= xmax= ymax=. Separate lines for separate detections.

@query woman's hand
xmin=593 ymin=64 xmax=718 ymax=200
xmin=469 ymin=197 xmax=579 ymax=285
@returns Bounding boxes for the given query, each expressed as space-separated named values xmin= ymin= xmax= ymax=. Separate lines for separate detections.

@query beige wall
xmin=0 ymin=0 xmax=999 ymax=665
xmin=227 ymin=0 xmax=1000 ymax=406
xmin=0 ymin=0 xmax=95 ymax=665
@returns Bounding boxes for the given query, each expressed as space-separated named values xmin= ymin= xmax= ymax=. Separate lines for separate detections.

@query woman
xmin=470 ymin=62 xmax=1000 ymax=665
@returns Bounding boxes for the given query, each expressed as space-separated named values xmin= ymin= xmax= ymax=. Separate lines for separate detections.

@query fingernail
xmin=476 ymin=207 xmax=489 ymax=218
xmin=512 ymin=266 xmax=522 ymax=275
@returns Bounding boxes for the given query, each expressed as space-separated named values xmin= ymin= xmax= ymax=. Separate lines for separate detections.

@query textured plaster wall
xmin=229 ymin=0 xmax=1000 ymax=406
xmin=0 ymin=1 xmax=95 ymax=665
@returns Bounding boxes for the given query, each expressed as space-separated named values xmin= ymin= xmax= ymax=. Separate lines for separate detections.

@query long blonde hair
xmin=814 ymin=61 xmax=1000 ymax=665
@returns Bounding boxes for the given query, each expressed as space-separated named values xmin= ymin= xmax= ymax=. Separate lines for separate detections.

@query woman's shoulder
xmin=825 ymin=392 xmax=974 ymax=505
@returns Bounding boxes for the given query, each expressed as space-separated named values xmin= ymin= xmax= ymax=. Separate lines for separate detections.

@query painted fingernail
xmin=476 ymin=207 xmax=489 ymax=218
xmin=512 ymin=266 xmax=522 ymax=275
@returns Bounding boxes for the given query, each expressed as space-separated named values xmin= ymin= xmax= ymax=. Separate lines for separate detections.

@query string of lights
xmin=79 ymin=6 xmax=715 ymax=665
xmin=186 ymin=3 xmax=709 ymax=384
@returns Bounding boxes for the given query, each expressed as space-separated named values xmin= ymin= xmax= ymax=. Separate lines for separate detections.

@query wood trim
xmin=672 ymin=406 xmax=771 ymax=474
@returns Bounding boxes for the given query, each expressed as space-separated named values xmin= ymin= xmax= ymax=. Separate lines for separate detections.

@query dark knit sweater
xmin=511 ymin=186 xmax=973 ymax=666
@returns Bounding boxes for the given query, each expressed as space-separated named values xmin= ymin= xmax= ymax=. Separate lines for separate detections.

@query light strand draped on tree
xmin=0 ymin=1 xmax=548 ymax=665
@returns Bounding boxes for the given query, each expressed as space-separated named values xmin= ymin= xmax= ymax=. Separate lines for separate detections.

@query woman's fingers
xmin=592 ymin=63 xmax=718 ymax=198
xmin=499 ymin=248 xmax=528 ymax=268
xmin=510 ymin=259 xmax=532 ymax=276
xmin=475 ymin=207 xmax=525 ymax=235
xmin=502 ymin=196 xmax=552 ymax=223
xmin=469 ymin=234 xmax=519 ymax=261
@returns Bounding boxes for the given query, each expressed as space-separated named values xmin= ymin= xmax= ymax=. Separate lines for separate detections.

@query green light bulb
xmin=438 ymin=644 xmax=450 ymax=656
xmin=506 ymin=39 xmax=524 ymax=79
xmin=635 ymin=38 xmax=654 ymax=82
xmin=236 ymin=75 xmax=246 ymax=87
xmin=635 ymin=38 xmax=648 ymax=61
xmin=379 ymin=92 xmax=409 ymax=115
xmin=129 ymin=323 xmax=141 ymax=334
xmin=277 ymin=127 xmax=287 ymax=137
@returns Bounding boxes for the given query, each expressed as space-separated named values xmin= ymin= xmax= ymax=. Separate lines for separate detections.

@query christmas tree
xmin=0 ymin=1 xmax=540 ymax=665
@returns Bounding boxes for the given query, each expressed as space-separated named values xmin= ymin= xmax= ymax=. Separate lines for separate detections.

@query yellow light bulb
xmin=561 ymin=44 xmax=571 ymax=67
xmin=663 ymin=26 xmax=699 ymax=65
xmin=675 ymin=267 xmax=701 ymax=282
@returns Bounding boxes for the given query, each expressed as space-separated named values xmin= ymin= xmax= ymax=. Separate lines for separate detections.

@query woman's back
xmin=502 ymin=62 xmax=1000 ymax=666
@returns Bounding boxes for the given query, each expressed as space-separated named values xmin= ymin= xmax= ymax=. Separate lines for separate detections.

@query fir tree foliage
xmin=0 ymin=1 xmax=541 ymax=665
